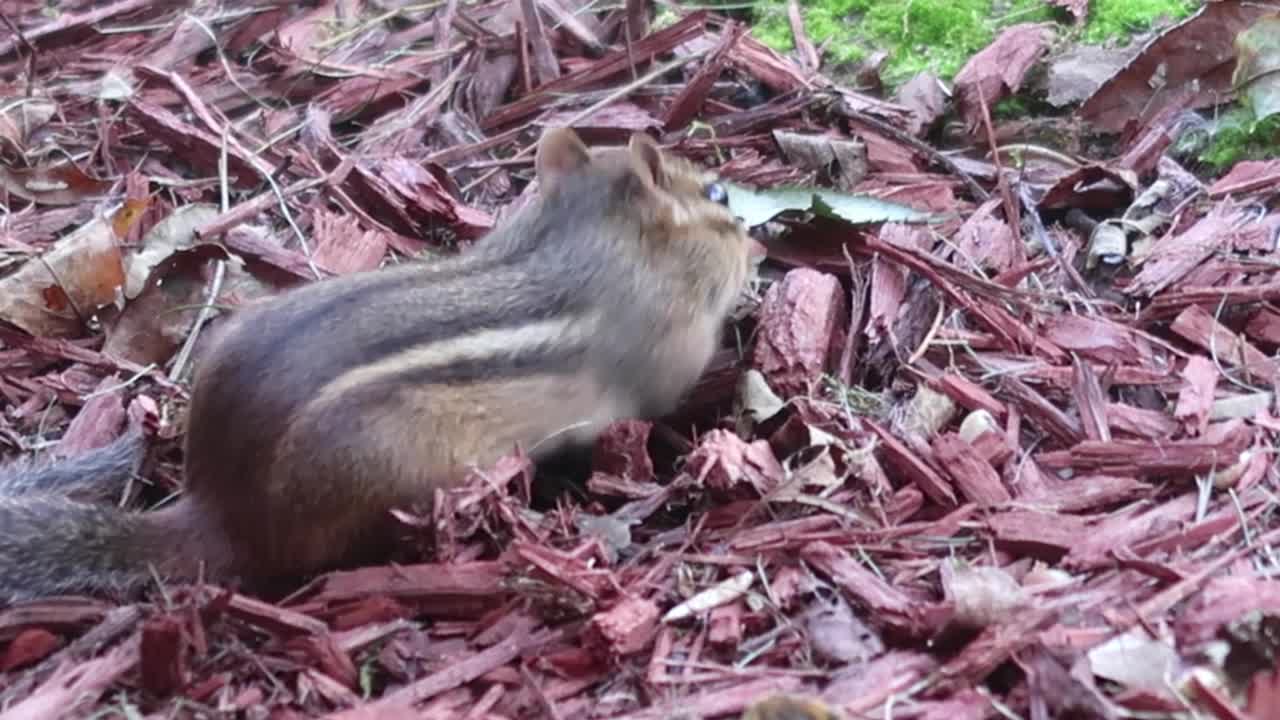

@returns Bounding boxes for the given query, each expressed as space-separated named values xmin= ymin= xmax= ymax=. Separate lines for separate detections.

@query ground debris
xmin=1 ymin=1 xmax=1279 ymax=718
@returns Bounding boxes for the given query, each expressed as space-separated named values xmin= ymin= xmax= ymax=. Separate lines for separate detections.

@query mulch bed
xmin=1 ymin=1 xmax=1279 ymax=718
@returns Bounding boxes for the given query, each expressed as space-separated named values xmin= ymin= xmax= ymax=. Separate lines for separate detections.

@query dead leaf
xmin=122 ymin=203 xmax=222 ymax=299
xmin=1037 ymin=165 xmax=1137 ymax=213
xmin=803 ymin=593 xmax=883 ymax=664
xmin=663 ymin=571 xmax=755 ymax=623
xmin=0 ymin=97 xmax=56 ymax=155
xmin=0 ymin=162 xmax=112 ymax=206
xmin=0 ymin=215 xmax=127 ymax=336
xmin=772 ymin=131 xmax=868 ymax=190
xmin=111 ymin=197 xmax=151 ymax=240
xmin=575 ymin=513 xmax=634 ymax=565
xmin=1088 ymin=628 xmax=1179 ymax=694
xmin=940 ymin=559 xmax=1029 ymax=629
xmin=1044 ymin=44 xmax=1138 ymax=107
xmin=1080 ymin=0 xmax=1277 ymax=132
xmin=102 ymin=244 xmax=233 ymax=366
xmin=892 ymin=72 xmax=948 ymax=134
xmin=1232 ymin=12 xmax=1280 ymax=120
xmin=953 ymin=23 xmax=1055 ymax=134
xmin=738 ymin=369 xmax=786 ymax=424
xmin=686 ymin=429 xmax=786 ymax=497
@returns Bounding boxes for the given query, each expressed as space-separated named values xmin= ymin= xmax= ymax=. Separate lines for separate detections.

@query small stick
xmin=841 ymin=107 xmax=990 ymax=203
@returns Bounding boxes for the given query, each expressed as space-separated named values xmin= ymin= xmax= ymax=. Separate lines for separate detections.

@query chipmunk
xmin=0 ymin=127 xmax=753 ymax=603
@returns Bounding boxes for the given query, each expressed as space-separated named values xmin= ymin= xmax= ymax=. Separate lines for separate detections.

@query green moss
xmin=751 ymin=7 xmax=803 ymax=61
xmin=862 ymin=0 xmax=989 ymax=79
xmin=751 ymin=0 xmax=869 ymax=66
xmin=995 ymin=96 xmax=1031 ymax=119
xmin=1082 ymin=0 xmax=1198 ymax=43
xmin=749 ymin=0 xmax=1056 ymax=84
xmin=744 ymin=0 xmax=1199 ymax=91
xmin=1198 ymin=110 xmax=1280 ymax=170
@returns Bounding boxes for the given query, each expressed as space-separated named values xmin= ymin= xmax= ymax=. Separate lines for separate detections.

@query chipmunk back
xmin=0 ymin=128 xmax=752 ymax=602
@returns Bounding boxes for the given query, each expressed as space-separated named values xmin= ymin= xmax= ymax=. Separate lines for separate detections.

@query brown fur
xmin=0 ymin=128 xmax=752 ymax=603
xmin=740 ymin=695 xmax=844 ymax=720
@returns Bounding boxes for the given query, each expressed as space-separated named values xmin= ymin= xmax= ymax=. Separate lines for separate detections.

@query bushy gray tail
xmin=0 ymin=428 xmax=146 ymax=501
xmin=0 ymin=494 xmax=188 ymax=603
xmin=0 ymin=430 xmax=197 ymax=604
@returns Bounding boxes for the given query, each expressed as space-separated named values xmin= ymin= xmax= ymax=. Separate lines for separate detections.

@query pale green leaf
xmin=725 ymin=182 xmax=935 ymax=228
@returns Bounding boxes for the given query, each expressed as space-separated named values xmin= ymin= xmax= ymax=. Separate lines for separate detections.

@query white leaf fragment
xmin=663 ymin=571 xmax=755 ymax=623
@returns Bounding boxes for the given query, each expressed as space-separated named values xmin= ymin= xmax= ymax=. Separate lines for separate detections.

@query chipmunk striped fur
xmin=0 ymin=127 xmax=753 ymax=602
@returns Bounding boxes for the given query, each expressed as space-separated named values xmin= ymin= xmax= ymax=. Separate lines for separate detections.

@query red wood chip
xmin=590 ymin=597 xmax=660 ymax=656
xmin=140 ymin=614 xmax=191 ymax=697
xmin=1173 ymin=356 xmax=1218 ymax=436
xmin=750 ymin=267 xmax=848 ymax=399
xmin=932 ymin=433 xmax=1010 ymax=506
xmin=591 ymin=419 xmax=655 ymax=482
xmin=707 ymin=602 xmax=744 ymax=649
xmin=684 ymin=428 xmax=786 ymax=497
xmin=0 ymin=629 xmax=61 ymax=672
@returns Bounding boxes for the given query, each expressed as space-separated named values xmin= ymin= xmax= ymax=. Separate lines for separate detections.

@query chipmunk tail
xmin=0 ymin=427 xmax=146 ymax=499
xmin=0 ymin=433 xmax=216 ymax=604
xmin=0 ymin=496 xmax=203 ymax=603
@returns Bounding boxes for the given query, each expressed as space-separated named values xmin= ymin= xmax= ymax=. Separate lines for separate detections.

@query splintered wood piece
xmin=751 ymin=267 xmax=848 ymax=400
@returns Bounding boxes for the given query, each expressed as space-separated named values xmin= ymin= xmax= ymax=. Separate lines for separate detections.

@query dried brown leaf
xmin=0 ymin=213 xmax=127 ymax=337
xmin=1080 ymin=1 xmax=1278 ymax=132
xmin=953 ymin=23 xmax=1055 ymax=133
xmin=0 ymin=163 xmax=111 ymax=206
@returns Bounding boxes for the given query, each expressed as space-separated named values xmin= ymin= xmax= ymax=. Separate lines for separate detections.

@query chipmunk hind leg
xmin=226 ymin=436 xmax=442 ymax=581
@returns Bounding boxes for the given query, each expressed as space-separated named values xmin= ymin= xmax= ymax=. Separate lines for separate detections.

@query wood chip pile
xmin=1 ymin=0 xmax=1279 ymax=718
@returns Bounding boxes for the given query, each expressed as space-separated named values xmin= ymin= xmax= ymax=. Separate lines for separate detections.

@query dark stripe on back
xmin=350 ymin=340 xmax=589 ymax=400
xmin=276 ymin=174 xmax=626 ymax=366
xmin=275 ymin=251 xmax=522 ymax=349
xmin=218 ymin=163 xmax=631 ymax=426
xmin=245 ymin=252 xmax=569 ymax=391
xmin=264 ymin=171 xmax=616 ymax=366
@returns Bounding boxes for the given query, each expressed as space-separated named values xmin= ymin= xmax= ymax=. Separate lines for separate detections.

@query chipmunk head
xmin=535 ymin=126 xmax=753 ymax=318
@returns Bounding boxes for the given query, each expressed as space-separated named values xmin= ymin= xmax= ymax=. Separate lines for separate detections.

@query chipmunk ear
xmin=535 ymin=127 xmax=591 ymax=193
xmin=627 ymin=133 xmax=665 ymax=189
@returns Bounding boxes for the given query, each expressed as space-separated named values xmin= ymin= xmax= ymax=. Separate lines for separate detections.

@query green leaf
xmin=724 ymin=182 xmax=935 ymax=228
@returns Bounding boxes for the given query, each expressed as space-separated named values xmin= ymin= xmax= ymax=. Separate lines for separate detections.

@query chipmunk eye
xmin=703 ymin=182 xmax=729 ymax=206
